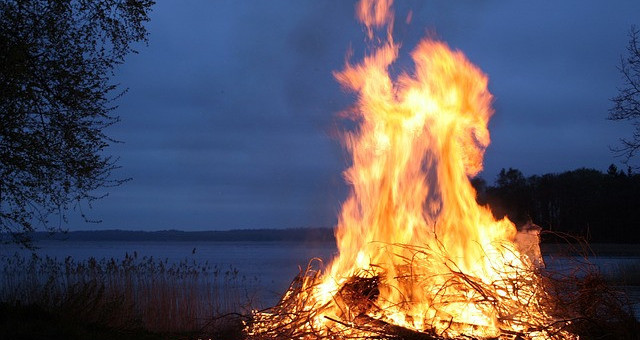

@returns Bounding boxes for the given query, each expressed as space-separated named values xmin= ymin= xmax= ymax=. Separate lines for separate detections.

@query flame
xmin=249 ymin=1 xmax=574 ymax=339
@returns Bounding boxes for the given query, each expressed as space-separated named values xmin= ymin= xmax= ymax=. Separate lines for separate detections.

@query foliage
xmin=610 ymin=25 xmax=640 ymax=168
xmin=474 ymin=165 xmax=640 ymax=243
xmin=0 ymin=0 xmax=154 ymax=248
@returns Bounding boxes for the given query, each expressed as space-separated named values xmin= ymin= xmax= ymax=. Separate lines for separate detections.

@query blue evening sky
xmin=71 ymin=0 xmax=639 ymax=231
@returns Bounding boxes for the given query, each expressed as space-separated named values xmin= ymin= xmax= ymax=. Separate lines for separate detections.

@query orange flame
xmin=250 ymin=1 xmax=574 ymax=338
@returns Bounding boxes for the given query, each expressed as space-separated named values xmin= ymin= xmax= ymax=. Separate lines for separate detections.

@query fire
xmin=249 ymin=1 xmax=574 ymax=339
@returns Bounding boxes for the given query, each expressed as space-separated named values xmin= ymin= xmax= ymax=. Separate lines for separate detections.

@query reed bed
xmin=0 ymin=252 xmax=258 ymax=336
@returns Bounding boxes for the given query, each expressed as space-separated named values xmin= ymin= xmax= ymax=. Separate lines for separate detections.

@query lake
xmin=3 ymin=240 xmax=639 ymax=312
xmin=2 ymin=240 xmax=338 ymax=307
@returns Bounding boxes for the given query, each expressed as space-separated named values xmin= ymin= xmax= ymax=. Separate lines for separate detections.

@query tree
xmin=0 ymin=0 xmax=154 ymax=248
xmin=495 ymin=167 xmax=526 ymax=189
xmin=479 ymin=167 xmax=640 ymax=243
xmin=609 ymin=25 xmax=640 ymax=168
xmin=489 ymin=168 xmax=530 ymax=226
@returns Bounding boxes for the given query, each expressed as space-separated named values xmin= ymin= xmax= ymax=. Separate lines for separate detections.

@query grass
xmin=0 ymin=252 xmax=258 ymax=339
xmin=0 ymin=302 xmax=164 ymax=340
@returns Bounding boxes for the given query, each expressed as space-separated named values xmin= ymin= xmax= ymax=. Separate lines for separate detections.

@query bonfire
xmin=249 ymin=1 xmax=577 ymax=338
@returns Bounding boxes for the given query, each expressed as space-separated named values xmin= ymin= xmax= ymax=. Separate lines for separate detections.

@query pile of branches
xmin=246 ymin=260 xmax=456 ymax=340
xmin=246 ymin=240 xmax=640 ymax=340
xmin=244 ymin=244 xmax=596 ymax=340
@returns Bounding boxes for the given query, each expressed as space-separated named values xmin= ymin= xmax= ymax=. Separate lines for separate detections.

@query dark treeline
xmin=9 ymin=165 xmax=639 ymax=245
xmin=19 ymin=228 xmax=335 ymax=243
xmin=473 ymin=165 xmax=640 ymax=243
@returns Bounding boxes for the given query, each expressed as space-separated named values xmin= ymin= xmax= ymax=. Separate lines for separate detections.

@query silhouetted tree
xmin=476 ymin=166 xmax=640 ymax=243
xmin=607 ymin=163 xmax=620 ymax=176
xmin=610 ymin=25 xmax=640 ymax=168
xmin=486 ymin=168 xmax=531 ymax=226
xmin=0 ymin=0 xmax=154 ymax=247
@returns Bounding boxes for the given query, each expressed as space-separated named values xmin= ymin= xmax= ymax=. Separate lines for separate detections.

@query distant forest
xmin=26 ymin=228 xmax=335 ymax=243
xmin=473 ymin=165 xmax=640 ymax=243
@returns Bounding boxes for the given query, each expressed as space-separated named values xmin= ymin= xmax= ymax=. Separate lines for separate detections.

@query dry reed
xmin=0 ymin=251 xmax=258 ymax=335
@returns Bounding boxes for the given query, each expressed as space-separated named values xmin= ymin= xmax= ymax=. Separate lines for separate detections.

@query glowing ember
xmin=249 ymin=1 xmax=575 ymax=339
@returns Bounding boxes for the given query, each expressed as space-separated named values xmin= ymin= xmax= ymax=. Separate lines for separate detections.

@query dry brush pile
xmin=247 ymin=243 xmax=640 ymax=340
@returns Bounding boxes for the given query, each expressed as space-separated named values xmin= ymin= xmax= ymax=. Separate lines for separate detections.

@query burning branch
xmin=245 ymin=0 xmax=593 ymax=338
xmin=248 ymin=243 xmax=578 ymax=340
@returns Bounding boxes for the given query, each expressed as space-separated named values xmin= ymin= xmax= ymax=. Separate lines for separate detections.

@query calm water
xmin=3 ymin=240 xmax=639 ymax=312
xmin=2 ymin=240 xmax=338 ymax=306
